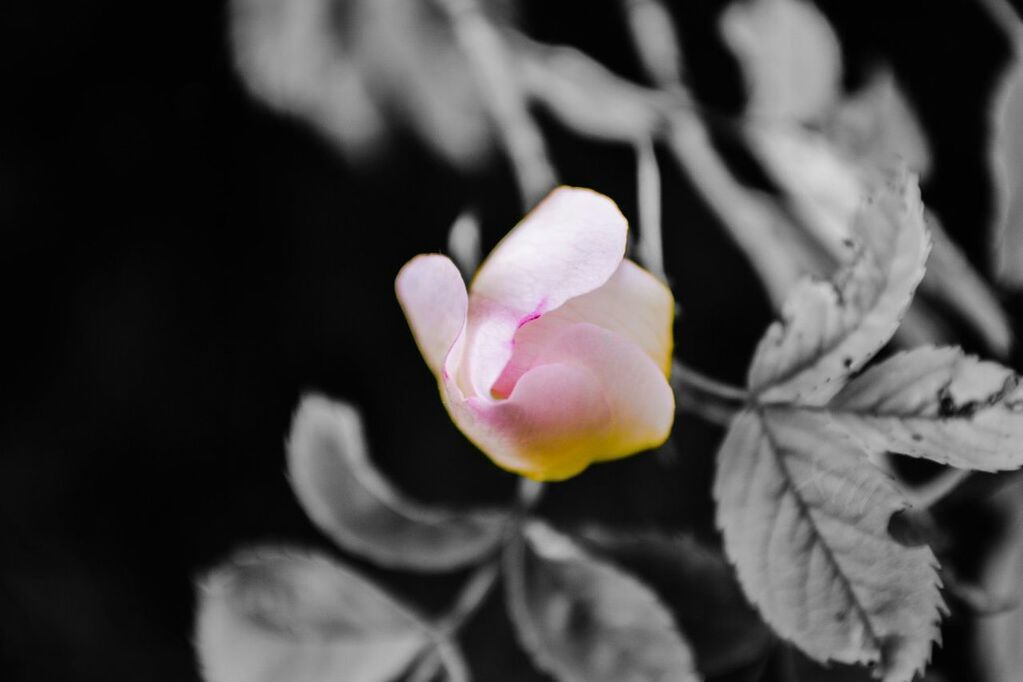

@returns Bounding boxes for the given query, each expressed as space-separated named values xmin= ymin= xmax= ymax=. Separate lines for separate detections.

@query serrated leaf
xmin=748 ymin=170 xmax=931 ymax=405
xmin=578 ymin=528 xmax=773 ymax=677
xmin=749 ymin=123 xmax=1011 ymax=357
xmin=990 ymin=37 xmax=1023 ymax=288
xmin=288 ymin=395 xmax=508 ymax=571
xmin=713 ymin=409 xmax=943 ymax=682
xmin=828 ymin=346 xmax=1023 ymax=471
xmin=194 ymin=546 xmax=458 ymax=682
xmin=721 ymin=0 xmax=841 ymax=123
xmin=505 ymin=521 xmax=701 ymax=682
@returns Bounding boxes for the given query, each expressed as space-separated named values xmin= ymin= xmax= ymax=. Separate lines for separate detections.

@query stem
xmin=930 ymin=469 xmax=1023 ymax=513
xmin=436 ymin=561 xmax=501 ymax=635
xmin=635 ymin=137 xmax=667 ymax=283
xmin=406 ymin=476 xmax=544 ymax=681
xmin=617 ymin=1 xmax=824 ymax=308
xmin=434 ymin=0 xmax=557 ymax=208
xmin=906 ymin=467 xmax=971 ymax=510
xmin=671 ymin=361 xmax=747 ymax=427
xmin=672 ymin=361 xmax=748 ymax=402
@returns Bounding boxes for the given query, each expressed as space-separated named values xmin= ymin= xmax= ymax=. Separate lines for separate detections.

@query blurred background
xmin=1 ymin=0 xmax=1021 ymax=680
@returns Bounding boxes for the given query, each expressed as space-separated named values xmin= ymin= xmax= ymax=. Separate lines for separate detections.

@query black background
xmin=0 ymin=0 xmax=1019 ymax=680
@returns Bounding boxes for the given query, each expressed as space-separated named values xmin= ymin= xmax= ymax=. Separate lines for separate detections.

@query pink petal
xmin=444 ymin=323 xmax=675 ymax=480
xmin=447 ymin=363 xmax=613 ymax=480
xmin=471 ymin=187 xmax=627 ymax=311
xmin=465 ymin=187 xmax=628 ymax=396
xmin=395 ymin=254 xmax=468 ymax=374
xmin=491 ymin=259 xmax=674 ymax=397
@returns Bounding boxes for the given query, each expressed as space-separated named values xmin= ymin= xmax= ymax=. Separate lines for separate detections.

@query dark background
xmin=0 ymin=0 xmax=1020 ymax=680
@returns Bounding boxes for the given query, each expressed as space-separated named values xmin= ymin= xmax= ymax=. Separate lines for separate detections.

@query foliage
xmin=191 ymin=0 xmax=1023 ymax=680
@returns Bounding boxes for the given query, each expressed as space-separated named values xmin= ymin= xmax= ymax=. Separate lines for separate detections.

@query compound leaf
xmin=714 ymin=409 xmax=942 ymax=682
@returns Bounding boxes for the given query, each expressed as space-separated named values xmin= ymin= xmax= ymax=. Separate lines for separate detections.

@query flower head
xmin=396 ymin=187 xmax=675 ymax=480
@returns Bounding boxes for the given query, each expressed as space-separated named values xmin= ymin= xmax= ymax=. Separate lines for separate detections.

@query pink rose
xmin=396 ymin=187 xmax=675 ymax=481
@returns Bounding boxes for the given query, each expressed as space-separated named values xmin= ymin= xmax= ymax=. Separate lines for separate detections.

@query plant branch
xmin=905 ymin=467 xmax=972 ymax=510
xmin=673 ymin=361 xmax=748 ymax=402
xmin=672 ymin=360 xmax=747 ymax=426
xmin=434 ymin=0 xmax=556 ymax=208
xmin=635 ymin=137 xmax=667 ymax=282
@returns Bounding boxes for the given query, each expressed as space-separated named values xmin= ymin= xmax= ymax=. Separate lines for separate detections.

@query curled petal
xmin=447 ymin=323 xmax=675 ymax=480
xmin=471 ymin=187 xmax=628 ymax=314
xmin=395 ymin=254 xmax=468 ymax=373
xmin=493 ymin=260 xmax=674 ymax=397
xmin=452 ymin=363 xmax=613 ymax=481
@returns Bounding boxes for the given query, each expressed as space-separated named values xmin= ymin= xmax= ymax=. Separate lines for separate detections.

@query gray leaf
xmin=194 ymin=547 xmax=458 ymax=682
xmin=505 ymin=521 xmax=701 ymax=682
xmin=747 ymin=169 xmax=931 ymax=405
xmin=288 ymin=395 xmax=508 ymax=571
xmin=714 ymin=409 xmax=942 ymax=682
xmin=829 ymin=346 xmax=1023 ymax=471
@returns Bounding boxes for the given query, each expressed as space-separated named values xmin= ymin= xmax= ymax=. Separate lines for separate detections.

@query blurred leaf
xmin=990 ymin=36 xmax=1023 ymax=287
xmin=517 ymin=38 xmax=666 ymax=142
xmin=720 ymin=0 xmax=842 ymax=123
xmin=827 ymin=69 xmax=931 ymax=179
xmin=229 ymin=0 xmax=385 ymax=159
xmin=714 ymin=409 xmax=943 ymax=682
xmin=621 ymin=0 xmax=684 ymax=87
xmin=288 ymin=395 xmax=509 ymax=571
xmin=195 ymin=546 xmax=466 ymax=682
xmin=505 ymin=521 xmax=700 ymax=682
xmin=976 ymin=477 xmax=1023 ymax=682
xmin=747 ymin=169 xmax=930 ymax=405
xmin=578 ymin=528 xmax=773 ymax=677
xmin=829 ymin=346 xmax=1023 ymax=471
xmin=230 ymin=0 xmax=495 ymax=168
xmin=749 ymin=124 xmax=1011 ymax=357
xmin=747 ymin=125 xmax=864 ymax=258
xmin=918 ymin=214 xmax=1012 ymax=357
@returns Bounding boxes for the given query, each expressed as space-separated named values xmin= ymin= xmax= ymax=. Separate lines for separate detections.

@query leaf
xmin=288 ymin=394 xmax=508 ymax=571
xmin=578 ymin=528 xmax=773 ymax=677
xmin=748 ymin=124 xmax=1011 ymax=357
xmin=229 ymin=0 xmax=494 ymax=168
xmin=990 ymin=36 xmax=1023 ymax=288
xmin=194 ymin=546 xmax=465 ymax=682
xmin=505 ymin=521 xmax=701 ymax=682
xmin=747 ymin=169 xmax=931 ymax=405
xmin=746 ymin=124 xmax=864 ymax=259
xmin=828 ymin=346 xmax=1023 ymax=471
xmin=229 ymin=0 xmax=385 ymax=160
xmin=517 ymin=38 xmax=665 ymax=142
xmin=713 ymin=409 xmax=943 ymax=682
xmin=917 ymin=214 xmax=1012 ymax=358
xmin=826 ymin=69 xmax=931 ymax=179
xmin=720 ymin=0 xmax=842 ymax=123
